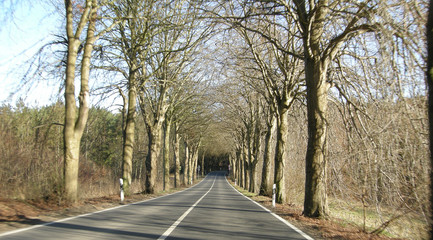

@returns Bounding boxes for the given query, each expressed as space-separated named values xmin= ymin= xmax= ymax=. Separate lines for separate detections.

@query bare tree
xmin=232 ymin=20 xmax=303 ymax=202
xmin=138 ymin=0 xmax=211 ymax=193
xmin=260 ymin=101 xmax=277 ymax=197
xmin=288 ymin=0 xmax=391 ymax=218
xmin=101 ymin=0 xmax=156 ymax=195
xmin=166 ymin=69 xmax=209 ymax=188
xmin=63 ymin=0 xmax=114 ymax=202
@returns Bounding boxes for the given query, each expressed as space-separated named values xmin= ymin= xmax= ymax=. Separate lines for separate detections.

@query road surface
xmin=0 ymin=172 xmax=313 ymax=239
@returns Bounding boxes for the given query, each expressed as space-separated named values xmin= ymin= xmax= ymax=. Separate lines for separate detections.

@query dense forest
xmin=0 ymin=0 xmax=430 ymax=238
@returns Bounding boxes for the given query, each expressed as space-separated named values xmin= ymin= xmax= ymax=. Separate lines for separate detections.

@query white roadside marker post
xmin=120 ymin=178 xmax=124 ymax=203
xmin=272 ymin=184 xmax=276 ymax=208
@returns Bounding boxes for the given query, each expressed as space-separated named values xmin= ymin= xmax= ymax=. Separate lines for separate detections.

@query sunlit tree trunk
xmin=274 ymin=100 xmax=289 ymax=203
xmin=189 ymin=145 xmax=194 ymax=183
xmin=294 ymin=0 xmax=378 ymax=218
xmin=122 ymin=76 xmax=136 ymax=194
xmin=183 ymin=141 xmax=189 ymax=185
xmin=236 ymin=147 xmax=241 ymax=185
xmin=145 ymin=123 xmax=163 ymax=194
xmin=240 ymin=141 xmax=245 ymax=188
xmin=303 ymin=55 xmax=330 ymax=217
xmin=201 ymin=152 xmax=205 ymax=177
xmin=173 ymin=124 xmax=181 ymax=187
xmin=163 ymin=119 xmax=171 ymax=190
xmin=247 ymin=125 xmax=253 ymax=191
xmin=260 ymin=115 xmax=276 ymax=197
xmin=242 ymin=140 xmax=248 ymax=188
xmin=192 ymin=147 xmax=199 ymax=182
xmin=63 ymin=0 xmax=98 ymax=203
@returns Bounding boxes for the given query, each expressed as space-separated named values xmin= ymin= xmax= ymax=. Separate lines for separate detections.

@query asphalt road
xmin=0 ymin=172 xmax=313 ymax=239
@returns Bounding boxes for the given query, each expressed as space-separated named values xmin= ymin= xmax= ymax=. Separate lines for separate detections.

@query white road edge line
xmin=225 ymin=177 xmax=314 ymax=240
xmin=158 ymin=175 xmax=217 ymax=240
xmin=0 ymin=175 xmax=211 ymax=238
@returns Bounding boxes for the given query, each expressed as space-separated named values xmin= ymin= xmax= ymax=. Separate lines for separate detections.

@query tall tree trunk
xmin=192 ymin=148 xmax=199 ymax=182
xmin=229 ymin=153 xmax=235 ymax=180
xmin=294 ymin=0 xmax=330 ymax=218
xmin=201 ymin=152 xmax=205 ymax=177
xmin=236 ymin=148 xmax=241 ymax=185
xmin=260 ymin=116 xmax=276 ymax=196
xmin=426 ymin=0 xmax=433 ymax=235
xmin=274 ymin=103 xmax=289 ymax=204
xmin=303 ymin=53 xmax=331 ymax=218
xmin=243 ymin=142 xmax=248 ymax=188
xmin=122 ymin=81 xmax=136 ymax=194
xmin=146 ymin=125 xmax=163 ymax=194
xmin=249 ymin=164 xmax=257 ymax=193
xmin=188 ymin=145 xmax=194 ymax=184
xmin=183 ymin=141 xmax=189 ymax=185
xmin=63 ymin=0 xmax=97 ymax=203
xmin=247 ymin=128 xmax=253 ymax=192
xmin=240 ymin=144 xmax=245 ymax=188
xmin=251 ymin=100 xmax=261 ymax=194
xmin=163 ymin=120 xmax=171 ymax=191
xmin=173 ymin=125 xmax=181 ymax=188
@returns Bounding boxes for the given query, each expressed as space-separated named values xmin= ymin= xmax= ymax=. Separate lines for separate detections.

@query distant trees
xmin=0 ymin=102 xmax=125 ymax=200
xmin=90 ymin=0 xmax=213 ymax=194
xmin=0 ymin=102 xmax=64 ymax=199
xmin=136 ymin=0 xmax=210 ymax=193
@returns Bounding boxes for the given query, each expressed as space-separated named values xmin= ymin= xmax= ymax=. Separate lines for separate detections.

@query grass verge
xmin=228 ymin=181 xmax=426 ymax=239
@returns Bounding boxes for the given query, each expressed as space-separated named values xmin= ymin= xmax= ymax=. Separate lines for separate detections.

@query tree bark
xmin=247 ymin=125 xmax=253 ymax=192
xmin=426 ymin=0 xmax=433 ymax=236
xmin=293 ymin=0 xmax=330 ymax=218
xmin=242 ymin=141 xmax=248 ymax=188
xmin=236 ymin=147 xmax=241 ymax=185
xmin=260 ymin=115 xmax=276 ymax=197
xmin=249 ymin=164 xmax=257 ymax=193
xmin=274 ymin=102 xmax=289 ymax=204
xmin=173 ymin=125 xmax=181 ymax=187
xmin=192 ymin=147 xmax=199 ymax=182
xmin=145 ymin=125 xmax=163 ymax=194
xmin=201 ymin=152 xmax=205 ymax=177
xmin=188 ymin=145 xmax=195 ymax=184
xmin=183 ymin=141 xmax=189 ymax=185
xmin=122 ymin=80 xmax=136 ymax=194
xmin=239 ymin=142 xmax=245 ymax=188
xmin=303 ymin=56 xmax=330 ymax=217
xmin=251 ymin=99 xmax=262 ymax=194
xmin=163 ymin=120 xmax=171 ymax=191
xmin=249 ymin=129 xmax=261 ymax=193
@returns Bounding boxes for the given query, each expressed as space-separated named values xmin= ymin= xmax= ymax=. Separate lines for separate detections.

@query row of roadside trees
xmin=2 ymin=0 xmax=433 ymax=237
xmin=59 ymin=0 xmax=217 ymax=201
xmin=208 ymin=1 xmax=429 ymax=237
xmin=212 ymin=0 xmax=427 ymax=220
xmin=2 ymin=0 xmax=217 ymax=202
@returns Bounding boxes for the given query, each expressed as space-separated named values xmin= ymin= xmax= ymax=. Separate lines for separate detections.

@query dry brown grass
xmin=230 ymin=181 xmax=418 ymax=240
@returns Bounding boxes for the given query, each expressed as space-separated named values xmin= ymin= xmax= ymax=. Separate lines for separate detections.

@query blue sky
xmin=0 ymin=1 xmax=59 ymax=106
